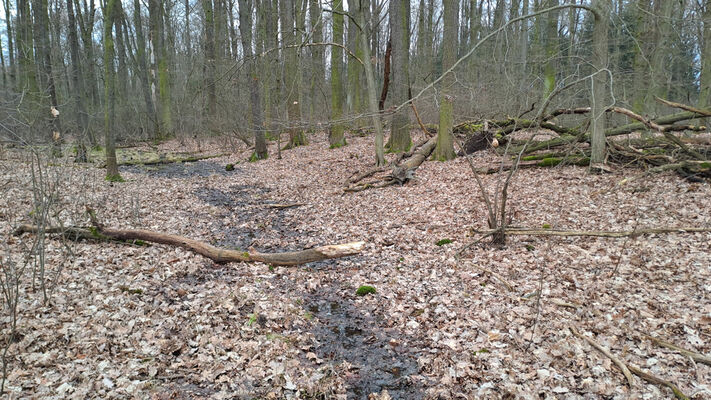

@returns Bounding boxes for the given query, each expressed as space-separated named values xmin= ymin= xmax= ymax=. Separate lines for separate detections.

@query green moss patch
xmin=435 ymin=238 xmax=453 ymax=246
xmin=356 ymin=285 xmax=376 ymax=296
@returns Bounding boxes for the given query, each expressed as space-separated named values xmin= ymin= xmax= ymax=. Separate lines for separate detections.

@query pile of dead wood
xmin=454 ymin=98 xmax=711 ymax=179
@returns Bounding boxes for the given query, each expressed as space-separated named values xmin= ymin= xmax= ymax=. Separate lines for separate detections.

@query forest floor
xmin=1 ymin=131 xmax=710 ymax=399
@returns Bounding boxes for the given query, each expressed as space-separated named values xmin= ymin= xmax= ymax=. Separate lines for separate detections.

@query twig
xmin=410 ymin=102 xmax=434 ymax=138
xmin=265 ymin=203 xmax=305 ymax=209
xmin=626 ymin=364 xmax=689 ymax=400
xmin=550 ymin=298 xmax=581 ymax=309
xmin=655 ymin=97 xmax=711 ymax=117
xmin=644 ymin=334 xmax=711 ymax=366
xmin=466 ymin=262 xmax=513 ymax=292
xmin=569 ymin=326 xmax=635 ymax=387
xmin=471 ymin=226 xmax=711 ymax=238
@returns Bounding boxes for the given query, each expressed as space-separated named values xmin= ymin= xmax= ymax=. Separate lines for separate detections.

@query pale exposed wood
xmin=471 ymin=226 xmax=711 ymax=238
xmin=550 ymin=298 xmax=581 ymax=309
xmin=569 ymin=326 xmax=635 ymax=387
xmin=14 ymin=224 xmax=364 ymax=266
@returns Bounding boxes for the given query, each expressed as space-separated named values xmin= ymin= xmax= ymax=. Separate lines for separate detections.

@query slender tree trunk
xmin=308 ymin=0 xmax=323 ymax=125
xmin=433 ymin=0 xmax=458 ymax=161
xmin=149 ymin=0 xmax=172 ymax=137
xmin=700 ymin=0 xmax=711 ymax=107
xmin=67 ymin=0 xmax=89 ymax=162
xmin=238 ymin=0 xmax=267 ymax=159
xmin=78 ymin=0 xmax=100 ymax=116
xmin=33 ymin=0 xmax=62 ymax=154
xmin=631 ymin=0 xmax=651 ymax=113
xmin=649 ymin=0 xmax=673 ymax=115
xmin=4 ymin=0 xmax=15 ymax=87
xmin=184 ymin=0 xmax=191 ymax=56
xmin=103 ymin=0 xmax=121 ymax=180
xmin=357 ymin=7 xmax=385 ymax=166
xmin=590 ymin=2 xmax=608 ymax=166
xmin=114 ymin=3 xmax=128 ymax=101
xmin=542 ymin=0 xmax=560 ymax=99
xmin=329 ymin=0 xmax=346 ymax=148
xmin=281 ymin=0 xmax=306 ymax=148
xmin=264 ymin=0 xmax=280 ymax=140
xmin=388 ymin=0 xmax=411 ymax=152
xmin=134 ymin=0 xmax=158 ymax=137
xmin=202 ymin=0 xmax=217 ymax=131
xmin=346 ymin=0 xmax=364 ymax=121
xmin=16 ymin=0 xmax=38 ymax=98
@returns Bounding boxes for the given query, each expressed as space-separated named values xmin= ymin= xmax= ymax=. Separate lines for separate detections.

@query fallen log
xmin=13 ymin=224 xmax=364 ymax=266
xmin=100 ymin=152 xmax=229 ymax=168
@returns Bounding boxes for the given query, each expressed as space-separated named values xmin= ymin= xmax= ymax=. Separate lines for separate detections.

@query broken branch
xmin=569 ymin=326 xmax=634 ymax=387
xmin=14 ymin=223 xmax=364 ymax=266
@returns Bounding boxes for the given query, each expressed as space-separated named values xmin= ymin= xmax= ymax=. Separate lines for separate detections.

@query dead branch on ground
xmin=471 ymin=226 xmax=711 ymax=238
xmin=570 ymin=326 xmax=690 ymax=399
xmin=14 ymin=219 xmax=364 ymax=266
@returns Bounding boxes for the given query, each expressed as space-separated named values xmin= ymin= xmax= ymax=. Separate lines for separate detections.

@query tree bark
xmin=103 ymin=0 xmax=121 ymax=180
xmin=238 ymin=0 xmax=268 ymax=159
xmin=329 ymin=0 xmax=346 ymax=148
xmin=590 ymin=1 xmax=608 ymax=166
xmin=281 ymin=0 xmax=307 ymax=148
xmin=149 ymin=0 xmax=172 ymax=136
xmin=67 ymin=0 xmax=89 ymax=162
xmin=433 ymin=0 xmax=458 ymax=161
xmin=133 ymin=0 xmax=159 ymax=138
xmin=700 ymin=1 xmax=711 ymax=107
xmin=202 ymin=0 xmax=218 ymax=131
xmin=357 ymin=4 xmax=386 ymax=166
xmin=388 ymin=0 xmax=411 ymax=152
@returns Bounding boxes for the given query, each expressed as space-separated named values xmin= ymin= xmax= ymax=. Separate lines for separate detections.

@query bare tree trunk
xmin=202 ymin=0 xmax=218 ymax=131
xmin=33 ymin=0 xmax=62 ymax=155
xmin=590 ymin=1 xmax=608 ymax=166
xmin=699 ymin=0 xmax=711 ymax=107
xmin=3 ymin=0 xmax=15 ymax=87
xmin=329 ymin=0 xmax=346 ymax=148
xmin=149 ymin=0 xmax=172 ymax=137
xmin=357 ymin=3 xmax=385 ymax=166
xmin=238 ymin=0 xmax=268 ymax=159
xmin=134 ymin=0 xmax=158 ymax=137
xmin=103 ymin=0 xmax=121 ymax=180
xmin=308 ymin=0 xmax=323 ymax=124
xmin=281 ymin=0 xmax=307 ymax=148
xmin=388 ymin=0 xmax=411 ymax=152
xmin=433 ymin=0 xmax=458 ymax=161
xmin=67 ymin=0 xmax=89 ymax=162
